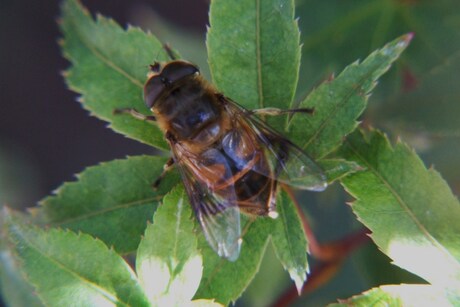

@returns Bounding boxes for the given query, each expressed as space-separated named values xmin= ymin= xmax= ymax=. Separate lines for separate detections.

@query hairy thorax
xmin=153 ymin=77 xmax=232 ymax=153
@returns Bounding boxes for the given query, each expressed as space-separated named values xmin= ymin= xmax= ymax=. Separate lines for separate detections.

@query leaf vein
xmin=69 ymin=14 xmax=144 ymax=88
xmin=278 ymin=197 xmax=299 ymax=274
xmin=345 ymin=139 xmax=458 ymax=266
xmin=16 ymin=230 xmax=129 ymax=306
xmin=49 ymin=195 xmax=162 ymax=226
xmin=300 ymin=62 xmax=379 ymax=156
xmin=256 ymin=0 xmax=264 ymax=108
xmin=173 ymin=195 xmax=184 ymax=263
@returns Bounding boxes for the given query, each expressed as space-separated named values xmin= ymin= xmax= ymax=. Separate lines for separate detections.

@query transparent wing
xmin=223 ymin=101 xmax=327 ymax=191
xmin=171 ymin=145 xmax=242 ymax=261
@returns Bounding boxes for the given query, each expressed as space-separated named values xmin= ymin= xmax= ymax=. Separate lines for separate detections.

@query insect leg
xmin=248 ymin=107 xmax=315 ymax=117
xmin=113 ymin=108 xmax=156 ymax=122
xmin=152 ymin=157 xmax=175 ymax=190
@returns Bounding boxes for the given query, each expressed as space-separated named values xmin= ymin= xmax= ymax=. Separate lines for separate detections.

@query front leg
xmin=247 ymin=107 xmax=315 ymax=117
xmin=214 ymin=93 xmax=314 ymax=117
xmin=152 ymin=157 xmax=175 ymax=190
xmin=113 ymin=108 xmax=156 ymax=122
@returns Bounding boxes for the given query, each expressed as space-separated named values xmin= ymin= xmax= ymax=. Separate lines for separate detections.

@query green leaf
xmin=288 ymin=34 xmax=412 ymax=159
xmin=195 ymin=217 xmax=271 ymax=305
xmin=372 ymin=1 xmax=460 ymax=136
xmin=192 ymin=175 xmax=321 ymax=304
xmin=353 ymin=241 xmax=426 ymax=288
xmin=195 ymin=192 xmax=311 ymax=305
xmin=2 ymin=208 xmax=149 ymax=306
xmin=296 ymin=0 xmax=460 ymax=136
xmin=187 ymin=159 xmax=358 ymax=304
xmin=136 ymin=185 xmax=202 ymax=305
xmin=329 ymin=284 xmax=453 ymax=307
xmin=60 ymin=0 xmax=172 ymax=149
xmin=35 ymin=156 xmax=180 ymax=254
xmin=0 ymin=252 xmax=43 ymax=307
xmin=0 ymin=210 xmax=43 ymax=307
xmin=339 ymin=129 xmax=460 ymax=293
xmin=270 ymin=190 xmax=308 ymax=293
xmin=207 ymin=0 xmax=301 ymax=113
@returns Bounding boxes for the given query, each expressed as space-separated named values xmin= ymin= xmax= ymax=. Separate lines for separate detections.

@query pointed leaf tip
xmin=291 ymin=269 xmax=306 ymax=295
xmin=405 ymin=32 xmax=415 ymax=43
xmin=60 ymin=0 xmax=172 ymax=149
xmin=392 ymin=33 xmax=414 ymax=51
xmin=3 ymin=208 xmax=149 ymax=306
xmin=35 ymin=156 xmax=179 ymax=254
xmin=289 ymin=35 xmax=411 ymax=158
xmin=137 ymin=185 xmax=201 ymax=305
xmin=207 ymin=0 xmax=301 ymax=121
xmin=271 ymin=190 xmax=308 ymax=294
xmin=340 ymin=129 xmax=460 ymax=291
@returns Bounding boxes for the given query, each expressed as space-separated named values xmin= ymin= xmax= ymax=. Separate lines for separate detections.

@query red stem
xmin=276 ymin=185 xmax=372 ymax=305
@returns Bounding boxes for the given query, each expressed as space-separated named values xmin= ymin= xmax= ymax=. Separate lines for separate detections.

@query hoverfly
xmin=117 ymin=54 xmax=327 ymax=261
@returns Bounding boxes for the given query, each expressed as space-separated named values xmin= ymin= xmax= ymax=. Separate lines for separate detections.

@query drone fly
xmin=117 ymin=58 xmax=327 ymax=261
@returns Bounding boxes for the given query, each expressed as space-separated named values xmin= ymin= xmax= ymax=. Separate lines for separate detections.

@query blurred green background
xmin=1 ymin=0 xmax=459 ymax=306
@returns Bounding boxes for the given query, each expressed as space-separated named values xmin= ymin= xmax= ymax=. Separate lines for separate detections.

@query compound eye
xmin=161 ymin=61 xmax=199 ymax=84
xmin=143 ymin=75 xmax=164 ymax=108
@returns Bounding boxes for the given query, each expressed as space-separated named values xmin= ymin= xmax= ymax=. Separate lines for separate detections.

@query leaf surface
xmin=61 ymin=0 xmax=172 ymax=149
xmin=207 ymin=0 xmax=301 ymax=115
xmin=195 ymin=216 xmax=271 ymax=305
xmin=195 ymin=191 xmax=313 ymax=304
xmin=2 ymin=208 xmax=149 ymax=306
xmin=288 ymin=34 xmax=412 ymax=159
xmin=340 ymin=129 xmax=460 ymax=293
xmin=0 ymin=210 xmax=43 ymax=307
xmin=329 ymin=284 xmax=453 ymax=307
xmin=270 ymin=190 xmax=308 ymax=293
xmin=137 ymin=185 xmax=202 ymax=305
xmin=35 ymin=156 xmax=180 ymax=254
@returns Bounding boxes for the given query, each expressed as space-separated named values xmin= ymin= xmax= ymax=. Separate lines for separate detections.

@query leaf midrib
xmin=299 ymin=60 xmax=382 ymax=157
xmin=67 ymin=11 xmax=144 ymax=89
xmin=12 ymin=225 xmax=131 ymax=307
xmin=199 ymin=219 xmax=270 ymax=303
xmin=255 ymin=0 xmax=264 ymax=109
xmin=49 ymin=195 xmax=163 ymax=226
xmin=169 ymin=193 xmax=185 ymax=281
xmin=345 ymin=138 xmax=460 ymax=272
xmin=277 ymin=197 xmax=300 ymax=274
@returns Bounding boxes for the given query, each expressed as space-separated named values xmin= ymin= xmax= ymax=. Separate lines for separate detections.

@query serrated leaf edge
xmin=341 ymin=129 xmax=460 ymax=284
xmin=4 ymin=208 xmax=141 ymax=306
xmin=32 ymin=155 xmax=169 ymax=226
xmin=295 ymin=34 xmax=412 ymax=159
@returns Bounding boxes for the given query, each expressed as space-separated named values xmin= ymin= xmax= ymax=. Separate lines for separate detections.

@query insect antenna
xmin=163 ymin=43 xmax=178 ymax=60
